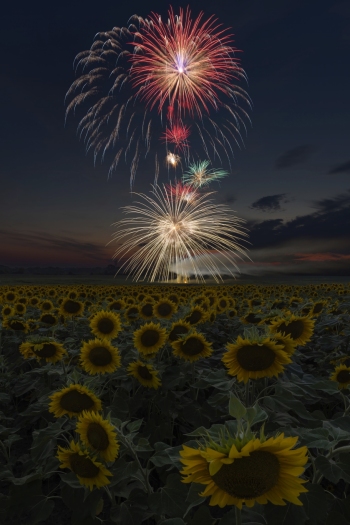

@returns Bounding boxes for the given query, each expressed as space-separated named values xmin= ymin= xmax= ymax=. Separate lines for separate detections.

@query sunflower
xmin=124 ymin=305 xmax=140 ymax=323
xmin=330 ymin=365 xmax=350 ymax=390
xmin=153 ymin=298 xmax=177 ymax=319
xmin=90 ymin=310 xmax=121 ymax=340
xmin=59 ymin=299 xmax=84 ymax=318
xmin=1 ymin=305 xmax=14 ymax=317
xmin=216 ymin=297 xmax=230 ymax=313
xmin=179 ymin=433 xmax=308 ymax=509
xmin=171 ymin=331 xmax=213 ymax=362
xmin=19 ymin=337 xmax=67 ymax=363
xmin=40 ymin=300 xmax=54 ymax=312
xmin=133 ymin=322 xmax=167 ymax=356
xmin=309 ymin=300 xmax=328 ymax=317
xmin=108 ymin=299 xmax=126 ymax=312
xmin=75 ymin=410 xmax=119 ymax=462
xmin=227 ymin=309 xmax=238 ymax=319
xmin=168 ymin=320 xmax=191 ymax=342
xmin=48 ymin=384 xmax=102 ymax=418
xmin=222 ymin=336 xmax=291 ymax=383
xmin=80 ymin=338 xmax=121 ymax=375
xmin=139 ymin=301 xmax=155 ymax=320
xmin=29 ymin=296 xmax=41 ymax=307
xmin=4 ymin=291 xmax=17 ymax=303
xmin=269 ymin=315 xmax=315 ymax=346
xmin=127 ymin=360 xmax=161 ymax=389
xmin=3 ymin=316 xmax=29 ymax=333
xmin=56 ymin=439 xmax=112 ymax=491
xmin=14 ymin=302 xmax=27 ymax=315
xmin=269 ymin=332 xmax=296 ymax=357
xmin=185 ymin=306 xmax=208 ymax=325
xmin=240 ymin=312 xmax=263 ymax=325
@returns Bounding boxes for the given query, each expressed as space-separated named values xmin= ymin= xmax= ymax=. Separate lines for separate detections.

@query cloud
xmin=274 ymin=145 xmax=314 ymax=169
xmin=328 ymin=160 xmax=350 ymax=175
xmin=246 ymin=190 xmax=350 ymax=248
xmin=250 ymin=194 xmax=288 ymax=212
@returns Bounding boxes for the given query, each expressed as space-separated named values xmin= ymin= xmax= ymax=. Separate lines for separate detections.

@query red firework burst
xmin=161 ymin=123 xmax=191 ymax=151
xmin=129 ymin=6 xmax=245 ymax=118
xmin=165 ymin=181 xmax=198 ymax=203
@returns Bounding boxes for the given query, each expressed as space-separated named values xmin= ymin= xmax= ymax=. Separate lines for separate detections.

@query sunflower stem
xmin=245 ymin=380 xmax=250 ymax=406
xmin=235 ymin=506 xmax=242 ymax=525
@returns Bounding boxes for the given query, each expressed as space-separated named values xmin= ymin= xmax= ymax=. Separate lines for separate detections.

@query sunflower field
xmin=0 ymin=282 xmax=350 ymax=525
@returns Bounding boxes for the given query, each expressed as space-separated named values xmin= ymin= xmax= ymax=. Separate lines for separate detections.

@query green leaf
xmin=30 ymin=498 xmax=55 ymax=524
xmin=148 ymin=473 xmax=189 ymax=518
xmin=229 ymin=393 xmax=246 ymax=420
xmin=299 ymin=484 xmax=330 ymax=525
xmin=126 ymin=419 xmax=143 ymax=433
xmin=314 ymin=456 xmax=346 ymax=483
xmin=186 ymin=505 xmax=214 ymax=525
xmin=263 ymin=501 xmax=308 ymax=525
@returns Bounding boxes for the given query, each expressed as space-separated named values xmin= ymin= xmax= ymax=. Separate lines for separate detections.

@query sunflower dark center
xmin=337 ymin=370 xmax=350 ymax=383
xmin=41 ymin=314 xmax=56 ymax=325
xmin=86 ymin=422 xmax=109 ymax=450
xmin=33 ymin=343 xmax=57 ymax=358
xmin=127 ymin=307 xmax=139 ymax=318
xmin=169 ymin=325 xmax=189 ymax=342
xmin=97 ymin=318 xmax=115 ymax=334
xmin=180 ymin=337 xmax=205 ymax=356
xmin=219 ymin=299 xmax=227 ymax=308
xmin=138 ymin=365 xmax=153 ymax=380
xmin=63 ymin=300 xmax=81 ymax=314
xmin=313 ymin=303 xmax=323 ymax=313
xmin=42 ymin=302 xmax=52 ymax=311
xmin=89 ymin=346 xmax=112 ymax=366
xmin=157 ymin=303 xmax=172 ymax=317
xmin=16 ymin=304 xmax=25 ymax=312
xmin=140 ymin=329 xmax=160 ymax=347
xmin=186 ymin=310 xmax=202 ymax=324
xmin=278 ymin=320 xmax=304 ymax=340
xmin=60 ymin=390 xmax=95 ymax=413
xmin=70 ymin=453 xmax=100 ymax=478
xmin=169 ymin=294 xmax=179 ymax=304
xmin=244 ymin=313 xmax=261 ymax=324
xmin=10 ymin=321 xmax=26 ymax=330
xmin=110 ymin=301 xmax=122 ymax=311
xmin=141 ymin=303 xmax=153 ymax=317
xmin=236 ymin=344 xmax=276 ymax=371
xmin=212 ymin=450 xmax=280 ymax=499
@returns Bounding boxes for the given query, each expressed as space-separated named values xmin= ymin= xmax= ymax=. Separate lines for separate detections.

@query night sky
xmin=1 ymin=0 xmax=350 ymax=276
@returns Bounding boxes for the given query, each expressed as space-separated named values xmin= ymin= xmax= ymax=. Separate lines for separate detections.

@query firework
xmin=182 ymin=160 xmax=228 ymax=188
xmin=107 ymin=184 xmax=249 ymax=283
xmin=165 ymin=181 xmax=198 ymax=203
xmin=64 ymin=7 xmax=252 ymax=184
xmin=161 ymin=122 xmax=191 ymax=153
xmin=166 ymin=152 xmax=181 ymax=168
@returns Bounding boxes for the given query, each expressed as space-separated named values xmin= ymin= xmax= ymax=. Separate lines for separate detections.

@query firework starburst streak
xmin=182 ymin=160 xmax=229 ymax=188
xmin=107 ymin=184 xmax=249 ymax=283
xmin=64 ymin=6 xmax=252 ymax=184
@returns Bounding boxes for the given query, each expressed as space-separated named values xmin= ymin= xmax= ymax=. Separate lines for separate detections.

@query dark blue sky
xmin=1 ymin=0 xmax=349 ymax=275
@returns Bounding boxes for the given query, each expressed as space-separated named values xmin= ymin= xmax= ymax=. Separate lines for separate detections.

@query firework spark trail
xmin=107 ymin=184 xmax=250 ymax=282
xmin=64 ymin=6 xmax=252 ymax=184
xmin=182 ymin=160 xmax=228 ymax=188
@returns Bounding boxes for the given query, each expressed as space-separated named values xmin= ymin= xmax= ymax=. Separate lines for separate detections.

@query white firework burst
xmin=107 ymin=184 xmax=250 ymax=282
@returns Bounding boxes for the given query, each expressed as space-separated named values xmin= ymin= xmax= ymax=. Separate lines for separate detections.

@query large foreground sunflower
xmin=89 ymin=310 xmax=121 ymax=340
xmin=75 ymin=410 xmax=120 ymax=462
xmin=133 ymin=322 xmax=167 ymax=356
xmin=57 ymin=440 xmax=112 ymax=491
xmin=49 ymin=384 xmax=102 ymax=418
xmin=127 ymin=360 xmax=161 ymax=389
xmin=269 ymin=315 xmax=315 ymax=346
xmin=80 ymin=338 xmax=121 ymax=375
xmin=222 ymin=336 xmax=291 ymax=383
xmin=180 ymin=433 xmax=308 ymax=509
xmin=171 ymin=331 xmax=212 ymax=363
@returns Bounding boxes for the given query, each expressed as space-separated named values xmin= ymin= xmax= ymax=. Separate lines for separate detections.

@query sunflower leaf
xmin=229 ymin=393 xmax=246 ymax=420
